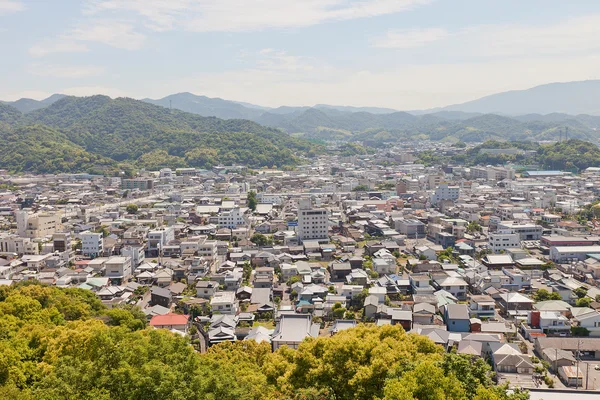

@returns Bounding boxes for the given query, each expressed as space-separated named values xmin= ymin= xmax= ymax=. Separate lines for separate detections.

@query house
xmin=390 ymin=309 xmax=413 ymax=331
xmin=329 ymin=262 xmax=352 ymax=281
xmin=330 ymin=320 xmax=357 ymax=334
xmin=469 ymin=295 xmax=496 ymax=319
xmin=412 ymin=303 xmax=436 ymax=325
xmin=150 ymin=286 xmax=172 ymax=308
xmin=492 ymin=344 xmax=534 ymax=374
xmin=457 ymin=340 xmax=483 ymax=357
xmin=541 ymin=348 xmax=575 ymax=371
xmin=208 ymin=326 xmax=236 ymax=345
xmin=434 ymin=276 xmax=468 ymax=301
xmin=497 ymin=292 xmax=534 ymax=316
xmin=149 ymin=313 xmax=189 ymax=333
xmin=245 ymin=326 xmax=273 ymax=344
xmin=271 ymin=313 xmax=320 ymax=351
xmin=559 ymin=365 xmax=584 ymax=387
xmin=444 ymin=304 xmax=470 ymax=332
xmin=210 ymin=291 xmax=238 ymax=315
xmin=572 ymin=309 xmax=600 ymax=337
xmin=196 ymin=280 xmax=219 ymax=299
xmin=364 ymin=295 xmax=380 ymax=319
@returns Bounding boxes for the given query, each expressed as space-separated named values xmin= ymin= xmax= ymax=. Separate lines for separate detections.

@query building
xmin=217 ymin=207 xmax=248 ymax=228
xmin=550 ymin=246 xmax=600 ymax=263
xmin=121 ymin=178 xmax=154 ymax=191
xmin=147 ymin=228 xmax=175 ymax=255
xmin=297 ymin=198 xmax=328 ymax=242
xmin=81 ymin=231 xmax=103 ymax=257
xmin=149 ymin=313 xmax=189 ymax=333
xmin=559 ymin=366 xmax=584 ymax=387
xmin=430 ymin=184 xmax=460 ymax=205
xmin=395 ymin=218 xmax=426 ymax=238
xmin=104 ymin=256 xmax=132 ymax=284
xmin=0 ymin=234 xmax=38 ymax=255
xmin=16 ymin=211 xmax=62 ymax=239
xmin=271 ymin=313 xmax=320 ymax=351
xmin=488 ymin=231 xmax=521 ymax=253
xmin=496 ymin=222 xmax=542 ymax=241
xmin=444 ymin=304 xmax=471 ymax=332
xmin=121 ymin=245 xmax=145 ymax=268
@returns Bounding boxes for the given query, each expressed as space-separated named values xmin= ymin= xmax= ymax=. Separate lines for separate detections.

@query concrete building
xmin=16 ymin=211 xmax=62 ymax=239
xmin=550 ymin=246 xmax=600 ymax=263
xmin=148 ymin=227 xmax=175 ymax=255
xmin=81 ymin=231 xmax=103 ymax=257
xmin=496 ymin=222 xmax=543 ymax=241
xmin=104 ymin=256 xmax=132 ymax=284
xmin=121 ymin=245 xmax=145 ymax=268
xmin=297 ymin=198 xmax=328 ymax=242
xmin=430 ymin=184 xmax=460 ymax=205
xmin=217 ymin=207 xmax=248 ymax=228
xmin=121 ymin=178 xmax=154 ymax=191
xmin=488 ymin=231 xmax=521 ymax=253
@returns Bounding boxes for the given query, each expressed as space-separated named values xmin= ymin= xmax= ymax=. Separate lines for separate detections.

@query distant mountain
xmin=1 ymin=94 xmax=66 ymax=113
xmin=314 ymin=104 xmax=398 ymax=114
xmin=437 ymin=80 xmax=600 ymax=116
xmin=141 ymin=92 xmax=266 ymax=120
xmin=0 ymin=95 xmax=321 ymax=174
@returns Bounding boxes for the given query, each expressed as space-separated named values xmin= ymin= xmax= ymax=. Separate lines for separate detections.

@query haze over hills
xmin=1 ymin=94 xmax=66 ymax=113
xmin=425 ymin=80 xmax=600 ymax=116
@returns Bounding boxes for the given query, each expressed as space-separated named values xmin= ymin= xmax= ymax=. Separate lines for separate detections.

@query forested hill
xmin=0 ymin=282 xmax=529 ymax=400
xmin=0 ymin=95 xmax=322 ymax=174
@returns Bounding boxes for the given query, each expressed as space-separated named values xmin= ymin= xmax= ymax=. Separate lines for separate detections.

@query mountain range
xmin=0 ymin=96 xmax=321 ymax=174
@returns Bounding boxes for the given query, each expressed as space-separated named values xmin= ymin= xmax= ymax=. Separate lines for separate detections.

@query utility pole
xmin=576 ymin=340 xmax=581 ymax=389
xmin=586 ymin=362 xmax=590 ymax=389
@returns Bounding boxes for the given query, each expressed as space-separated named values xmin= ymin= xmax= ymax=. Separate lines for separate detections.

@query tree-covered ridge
xmin=420 ymin=139 xmax=600 ymax=171
xmin=0 ymin=282 xmax=529 ymax=400
xmin=0 ymin=103 xmax=22 ymax=126
xmin=0 ymin=96 xmax=322 ymax=174
xmin=0 ymin=124 xmax=118 ymax=174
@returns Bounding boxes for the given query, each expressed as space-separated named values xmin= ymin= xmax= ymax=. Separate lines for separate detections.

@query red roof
xmin=149 ymin=313 xmax=189 ymax=327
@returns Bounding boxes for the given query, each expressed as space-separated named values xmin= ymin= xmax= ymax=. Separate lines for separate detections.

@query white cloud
xmin=0 ymin=0 xmax=24 ymax=15
xmin=29 ymin=21 xmax=145 ymax=57
xmin=27 ymin=63 xmax=104 ymax=78
xmin=84 ymin=0 xmax=433 ymax=32
xmin=29 ymin=40 xmax=89 ymax=58
xmin=374 ymin=28 xmax=447 ymax=48
xmin=374 ymin=15 xmax=600 ymax=59
xmin=157 ymin=49 xmax=600 ymax=110
xmin=70 ymin=21 xmax=145 ymax=50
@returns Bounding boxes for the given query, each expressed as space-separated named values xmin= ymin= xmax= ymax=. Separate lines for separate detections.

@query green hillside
xmin=0 ymin=96 xmax=322 ymax=174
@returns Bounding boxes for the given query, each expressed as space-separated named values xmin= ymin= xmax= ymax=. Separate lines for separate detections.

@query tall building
xmin=16 ymin=211 xmax=62 ymax=239
xmin=297 ymin=198 xmax=328 ymax=242
xmin=81 ymin=231 xmax=104 ymax=257
xmin=430 ymin=184 xmax=460 ymax=205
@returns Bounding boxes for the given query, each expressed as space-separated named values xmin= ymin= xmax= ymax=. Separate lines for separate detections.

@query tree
xmin=466 ymin=221 xmax=482 ymax=234
xmin=574 ymin=287 xmax=588 ymax=299
xmin=352 ymin=184 xmax=369 ymax=192
xmin=126 ymin=204 xmax=138 ymax=214
xmin=247 ymin=191 xmax=257 ymax=211
xmin=250 ymin=233 xmax=270 ymax=247
xmin=576 ymin=297 xmax=592 ymax=308
xmin=532 ymin=289 xmax=562 ymax=302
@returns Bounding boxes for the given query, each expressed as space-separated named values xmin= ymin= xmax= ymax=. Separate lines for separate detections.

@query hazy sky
xmin=2 ymin=0 xmax=600 ymax=109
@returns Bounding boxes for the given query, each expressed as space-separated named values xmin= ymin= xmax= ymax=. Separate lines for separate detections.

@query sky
xmin=2 ymin=0 xmax=600 ymax=109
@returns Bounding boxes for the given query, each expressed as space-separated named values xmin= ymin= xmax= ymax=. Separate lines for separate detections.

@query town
xmin=0 ymin=142 xmax=599 ymax=395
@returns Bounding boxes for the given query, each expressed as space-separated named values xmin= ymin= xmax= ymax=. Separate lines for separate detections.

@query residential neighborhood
xmin=3 ymin=146 xmax=600 ymax=393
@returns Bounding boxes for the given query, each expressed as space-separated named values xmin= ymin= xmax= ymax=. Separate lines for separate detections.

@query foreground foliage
xmin=0 ymin=282 xmax=529 ymax=399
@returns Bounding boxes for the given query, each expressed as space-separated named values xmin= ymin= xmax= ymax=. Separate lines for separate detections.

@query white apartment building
xmin=257 ymin=193 xmax=284 ymax=206
xmin=81 ymin=231 xmax=104 ymax=257
xmin=217 ymin=207 xmax=248 ymax=228
xmin=297 ymin=198 xmax=328 ymax=242
xmin=104 ymin=256 xmax=132 ymax=284
xmin=496 ymin=222 xmax=543 ymax=241
xmin=430 ymin=184 xmax=460 ymax=205
xmin=16 ymin=211 xmax=62 ymax=239
xmin=147 ymin=227 xmax=175 ymax=255
xmin=488 ymin=231 xmax=521 ymax=253
xmin=0 ymin=234 xmax=38 ymax=255
xmin=121 ymin=245 xmax=145 ymax=268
